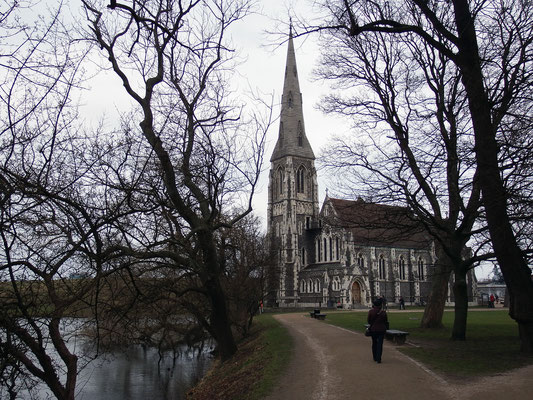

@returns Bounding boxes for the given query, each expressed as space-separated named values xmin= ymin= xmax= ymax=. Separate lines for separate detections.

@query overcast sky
xmin=69 ymin=0 xmax=492 ymax=280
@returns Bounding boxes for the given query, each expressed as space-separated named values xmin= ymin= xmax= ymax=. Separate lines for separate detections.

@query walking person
xmin=367 ymin=298 xmax=388 ymax=363
xmin=399 ymin=296 xmax=405 ymax=310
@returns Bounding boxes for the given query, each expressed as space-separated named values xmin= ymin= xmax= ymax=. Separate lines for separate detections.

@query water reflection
xmin=75 ymin=345 xmax=211 ymax=400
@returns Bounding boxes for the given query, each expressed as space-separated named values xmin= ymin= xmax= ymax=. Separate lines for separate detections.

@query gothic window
xmin=329 ymin=237 xmax=333 ymax=260
xmin=336 ymin=237 xmax=340 ymax=260
xmin=332 ymin=276 xmax=341 ymax=291
xmin=315 ymin=279 xmax=320 ymax=293
xmin=399 ymin=255 xmax=406 ymax=280
xmin=301 ymin=247 xmax=306 ymax=265
xmin=418 ymin=257 xmax=425 ymax=281
xmin=300 ymin=280 xmax=305 ymax=293
xmin=306 ymin=216 xmax=311 ymax=229
xmin=297 ymin=121 xmax=303 ymax=147
xmin=357 ymin=253 xmax=364 ymax=268
xmin=378 ymin=254 xmax=386 ymax=280
xmin=277 ymin=168 xmax=284 ymax=196
xmin=324 ymin=238 xmax=328 ymax=261
xmin=308 ymin=279 xmax=313 ymax=293
xmin=296 ymin=166 xmax=305 ymax=193
xmin=317 ymin=239 xmax=321 ymax=262
xmin=288 ymin=91 xmax=293 ymax=108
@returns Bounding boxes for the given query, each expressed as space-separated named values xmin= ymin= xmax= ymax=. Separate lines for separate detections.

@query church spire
xmin=270 ymin=27 xmax=315 ymax=162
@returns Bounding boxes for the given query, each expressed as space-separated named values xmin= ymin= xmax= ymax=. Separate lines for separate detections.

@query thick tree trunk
xmin=208 ymin=284 xmax=238 ymax=361
xmin=452 ymin=267 xmax=468 ymax=340
xmin=200 ymin=231 xmax=238 ymax=361
xmin=421 ymin=253 xmax=452 ymax=329
xmin=453 ymin=0 xmax=533 ymax=353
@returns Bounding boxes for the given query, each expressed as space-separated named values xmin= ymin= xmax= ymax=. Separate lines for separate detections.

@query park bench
xmin=310 ymin=309 xmax=321 ymax=318
xmin=364 ymin=325 xmax=409 ymax=345
xmin=385 ymin=329 xmax=409 ymax=345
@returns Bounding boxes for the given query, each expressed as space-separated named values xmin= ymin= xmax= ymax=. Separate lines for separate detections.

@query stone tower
xmin=267 ymin=29 xmax=319 ymax=306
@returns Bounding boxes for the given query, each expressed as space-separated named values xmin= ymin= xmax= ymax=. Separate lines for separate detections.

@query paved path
xmin=265 ymin=312 xmax=533 ymax=400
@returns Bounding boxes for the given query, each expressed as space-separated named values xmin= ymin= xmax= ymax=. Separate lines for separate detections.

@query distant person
xmin=399 ymin=296 xmax=405 ymax=310
xmin=367 ymin=298 xmax=389 ymax=364
xmin=489 ymin=294 xmax=495 ymax=308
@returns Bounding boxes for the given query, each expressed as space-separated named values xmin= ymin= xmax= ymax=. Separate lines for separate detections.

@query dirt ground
xmin=264 ymin=313 xmax=533 ymax=400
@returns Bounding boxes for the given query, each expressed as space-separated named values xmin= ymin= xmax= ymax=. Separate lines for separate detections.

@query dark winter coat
xmin=367 ymin=306 xmax=388 ymax=334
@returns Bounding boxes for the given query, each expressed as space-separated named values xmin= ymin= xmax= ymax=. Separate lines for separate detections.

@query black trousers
xmin=371 ymin=333 xmax=385 ymax=362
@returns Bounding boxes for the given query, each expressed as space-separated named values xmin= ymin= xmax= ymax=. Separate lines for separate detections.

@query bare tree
xmin=305 ymin=0 xmax=533 ymax=352
xmin=0 ymin=3 xmax=131 ymax=398
xmin=81 ymin=0 xmax=271 ymax=361
xmin=315 ymin=16 xmax=487 ymax=338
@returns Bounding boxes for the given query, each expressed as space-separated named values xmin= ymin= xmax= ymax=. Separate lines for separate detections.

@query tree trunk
xmin=421 ymin=254 xmax=452 ymax=329
xmin=200 ymin=231 xmax=238 ymax=361
xmin=209 ymin=286 xmax=238 ymax=361
xmin=452 ymin=267 xmax=468 ymax=340
xmin=453 ymin=0 xmax=533 ymax=353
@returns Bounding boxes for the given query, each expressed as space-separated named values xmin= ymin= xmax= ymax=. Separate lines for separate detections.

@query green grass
xmin=324 ymin=309 xmax=532 ymax=378
xmin=246 ymin=314 xmax=293 ymax=399
xmin=187 ymin=313 xmax=292 ymax=400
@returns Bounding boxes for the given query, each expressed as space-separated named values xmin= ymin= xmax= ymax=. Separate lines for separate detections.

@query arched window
xmin=300 ymin=279 xmax=305 ymax=293
xmin=317 ymin=239 xmax=321 ymax=262
xmin=332 ymin=276 xmax=341 ymax=291
xmin=308 ymin=279 xmax=313 ymax=293
xmin=398 ymin=255 xmax=406 ymax=280
xmin=357 ymin=253 xmax=364 ymax=268
xmin=277 ymin=168 xmax=284 ymax=196
xmin=324 ymin=238 xmax=328 ymax=261
xmin=418 ymin=257 xmax=425 ymax=281
xmin=296 ymin=166 xmax=305 ymax=193
xmin=314 ymin=279 xmax=320 ymax=293
xmin=336 ymin=237 xmax=340 ymax=260
xmin=378 ymin=254 xmax=386 ymax=280
xmin=301 ymin=247 xmax=306 ymax=265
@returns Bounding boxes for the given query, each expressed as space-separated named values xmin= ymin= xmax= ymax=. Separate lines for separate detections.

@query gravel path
xmin=264 ymin=312 xmax=533 ymax=400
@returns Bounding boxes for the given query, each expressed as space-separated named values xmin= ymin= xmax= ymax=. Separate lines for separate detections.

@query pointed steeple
xmin=270 ymin=27 xmax=315 ymax=162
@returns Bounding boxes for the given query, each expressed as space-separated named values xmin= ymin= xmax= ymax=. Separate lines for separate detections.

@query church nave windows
xmin=398 ymin=255 xmax=406 ymax=280
xmin=378 ymin=254 xmax=386 ymax=280
xmin=417 ymin=257 xmax=425 ymax=281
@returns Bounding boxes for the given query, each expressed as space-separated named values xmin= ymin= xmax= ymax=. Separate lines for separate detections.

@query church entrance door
xmin=351 ymin=281 xmax=361 ymax=304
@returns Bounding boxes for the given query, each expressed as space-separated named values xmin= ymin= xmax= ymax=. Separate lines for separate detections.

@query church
xmin=266 ymin=31 xmax=476 ymax=309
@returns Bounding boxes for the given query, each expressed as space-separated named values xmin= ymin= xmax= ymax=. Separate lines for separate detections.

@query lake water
xmin=74 ymin=345 xmax=211 ymax=400
xmin=18 ymin=327 xmax=212 ymax=400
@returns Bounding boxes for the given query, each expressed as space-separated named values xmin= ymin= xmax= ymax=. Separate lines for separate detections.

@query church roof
xmin=270 ymin=30 xmax=315 ymax=162
xmin=324 ymin=198 xmax=431 ymax=249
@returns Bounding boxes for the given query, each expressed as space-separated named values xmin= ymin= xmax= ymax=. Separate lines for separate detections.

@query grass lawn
xmin=187 ymin=314 xmax=292 ymax=400
xmin=188 ymin=309 xmax=533 ymax=399
xmin=324 ymin=309 xmax=533 ymax=378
